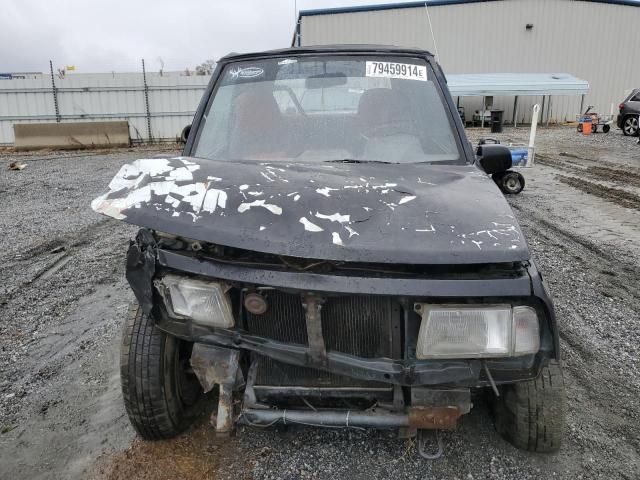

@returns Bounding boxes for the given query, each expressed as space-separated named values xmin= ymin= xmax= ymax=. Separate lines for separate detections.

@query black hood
xmin=92 ymin=156 xmax=528 ymax=264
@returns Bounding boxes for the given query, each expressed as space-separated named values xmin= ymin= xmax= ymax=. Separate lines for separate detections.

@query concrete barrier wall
xmin=14 ymin=121 xmax=130 ymax=150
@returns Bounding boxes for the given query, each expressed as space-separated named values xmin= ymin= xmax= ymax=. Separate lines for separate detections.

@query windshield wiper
xmin=324 ymin=159 xmax=394 ymax=164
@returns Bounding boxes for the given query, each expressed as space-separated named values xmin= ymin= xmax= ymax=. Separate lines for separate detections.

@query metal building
xmin=295 ymin=0 xmax=640 ymax=123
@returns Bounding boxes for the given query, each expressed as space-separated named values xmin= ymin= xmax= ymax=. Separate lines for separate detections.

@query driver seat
xmin=228 ymin=88 xmax=286 ymax=159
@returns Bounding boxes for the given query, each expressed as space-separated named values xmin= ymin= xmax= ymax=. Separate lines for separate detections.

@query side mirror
xmin=180 ymin=124 xmax=192 ymax=144
xmin=476 ymin=144 xmax=512 ymax=174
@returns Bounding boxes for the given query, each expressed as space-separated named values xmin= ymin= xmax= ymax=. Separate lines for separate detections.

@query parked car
xmin=617 ymin=88 xmax=640 ymax=136
xmin=92 ymin=45 xmax=565 ymax=455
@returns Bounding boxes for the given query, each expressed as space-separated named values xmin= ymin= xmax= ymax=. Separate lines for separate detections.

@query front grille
xmin=244 ymin=290 xmax=401 ymax=388
xmin=244 ymin=291 xmax=399 ymax=358
xmin=244 ymin=290 xmax=308 ymax=344
xmin=322 ymin=295 xmax=397 ymax=358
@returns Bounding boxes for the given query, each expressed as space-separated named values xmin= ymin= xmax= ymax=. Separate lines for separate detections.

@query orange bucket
xmin=582 ymin=119 xmax=592 ymax=135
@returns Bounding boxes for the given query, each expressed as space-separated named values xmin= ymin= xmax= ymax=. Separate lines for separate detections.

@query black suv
xmin=93 ymin=46 xmax=565 ymax=456
xmin=618 ymin=88 xmax=640 ymax=136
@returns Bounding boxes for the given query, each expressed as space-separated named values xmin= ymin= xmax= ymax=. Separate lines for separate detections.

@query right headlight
xmin=414 ymin=304 xmax=540 ymax=359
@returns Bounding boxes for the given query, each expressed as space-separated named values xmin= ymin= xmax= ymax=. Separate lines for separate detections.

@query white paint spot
xmin=315 ymin=212 xmax=350 ymax=224
xmin=417 ymin=177 xmax=435 ymax=185
xmin=168 ymin=167 xmax=194 ymax=182
xmin=316 ymin=187 xmax=339 ymax=197
xmin=293 ymin=194 xmax=301 ymax=202
xmin=165 ymin=194 xmax=181 ymax=208
xmin=248 ymin=191 xmax=263 ymax=196
xmin=201 ymin=188 xmax=227 ymax=213
xmin=239 ymin=184 xmax=249 ymax=190
xmin=260 ymin=226 xmax=267 ymax=231
xmin=238 ymin=199 xmax=283 ymax=215
xmin=472 ymin=240 xmax=483 ymax=249
xmin=372 ymin=183 xmax=397 ymax=190
xmin=345 ymin=226 xmax=359 ymax=237
xmin=398 ymin=195 xmax=417 ymax=205
xmin=299 ymin=217 xmax=324 ymax=232
xmin=363 ymin=206 xmax=372 ymax=211
xmin=260 ymin=171 xmax=275 ymax=182
xmin=332 ymin=232 xmax=344 ymax=246
xmin=207 ymin=175 xmax=222 ymax=181
xmin=416 ymin=225 xmax=435 ymax=233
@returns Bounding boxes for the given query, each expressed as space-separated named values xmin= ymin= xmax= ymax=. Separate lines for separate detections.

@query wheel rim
xmin=505 ymin=176 xmax=520 ymax=191
xmin=625 ymin=117 xmax=638 ymax=134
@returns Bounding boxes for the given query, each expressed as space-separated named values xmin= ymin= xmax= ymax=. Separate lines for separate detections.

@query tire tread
xmin=121 ymin=304 xmax=197 ymax=440
xmin=495 ymin=361 xmax=566 ymax=452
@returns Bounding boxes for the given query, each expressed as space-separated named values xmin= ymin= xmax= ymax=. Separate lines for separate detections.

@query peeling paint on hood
xmin=92 ymin=156 xmax=529 ymax=264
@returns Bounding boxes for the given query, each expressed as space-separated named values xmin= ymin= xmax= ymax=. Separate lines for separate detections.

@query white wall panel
xmin=0 ymin=71 xmax=211 ymax=144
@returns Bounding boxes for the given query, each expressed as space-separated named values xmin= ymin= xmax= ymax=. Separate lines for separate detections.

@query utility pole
xmin=142 ymin=59 xmax=152 ymax=142
xmin=49 ymin=60 xmax=61 ymax=123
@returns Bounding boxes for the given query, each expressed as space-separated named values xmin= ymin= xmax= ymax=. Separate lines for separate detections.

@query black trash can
xmin=490 ymin=109 xmax=504 ymax=133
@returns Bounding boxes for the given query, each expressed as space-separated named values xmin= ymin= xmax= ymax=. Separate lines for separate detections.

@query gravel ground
xmin=1 ymin=127 xmax=639 ymax=479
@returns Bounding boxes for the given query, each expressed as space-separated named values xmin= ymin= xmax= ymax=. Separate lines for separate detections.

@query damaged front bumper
xmin=126 ymin=229 xmax=558 ymax=387
xmin=126 ymin=229 xmax=559 ymax=434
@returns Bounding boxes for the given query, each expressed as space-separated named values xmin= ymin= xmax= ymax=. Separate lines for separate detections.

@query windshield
xmin=193 ymin=55 xmax=462 ymax=164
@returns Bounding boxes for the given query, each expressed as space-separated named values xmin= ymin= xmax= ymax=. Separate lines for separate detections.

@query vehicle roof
xmin=220 ymin=45 xmax=435 ymax=62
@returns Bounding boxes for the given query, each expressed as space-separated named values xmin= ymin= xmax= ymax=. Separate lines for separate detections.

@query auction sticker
xmin=365 ymin=61 xmax=427 ymax=81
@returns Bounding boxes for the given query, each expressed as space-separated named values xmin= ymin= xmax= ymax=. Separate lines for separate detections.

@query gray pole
xmin=141 ymin=59 xmax=152 ymax=142
xmin=512 ymin=96 xmax=519 ymax=128
xmin=49 ymin=60 xmax=60 ymax=123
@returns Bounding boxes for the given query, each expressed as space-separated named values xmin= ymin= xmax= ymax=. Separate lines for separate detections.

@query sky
xmin=0 ymin=0 xmax=408 ymax=74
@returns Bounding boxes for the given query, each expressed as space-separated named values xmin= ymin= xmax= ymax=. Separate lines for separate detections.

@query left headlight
xmin=156 ymin=274 xmax=234 ymax=328
xmin=414 ymin=304 xmax=540 ymax=359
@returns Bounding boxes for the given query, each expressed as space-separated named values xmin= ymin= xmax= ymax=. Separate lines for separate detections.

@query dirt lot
xmin=1 ymin=127 xmax=639 ymax=479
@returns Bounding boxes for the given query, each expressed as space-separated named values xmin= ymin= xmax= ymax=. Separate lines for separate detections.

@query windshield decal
xmin=229 ymin=66 xmax=264 ymax=80
xmin=365 ymin=61 xmax=427 ymax=81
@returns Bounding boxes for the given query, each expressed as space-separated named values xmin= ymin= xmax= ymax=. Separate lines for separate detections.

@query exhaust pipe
xmin=239 ymin=406 xmax=461 ymax=430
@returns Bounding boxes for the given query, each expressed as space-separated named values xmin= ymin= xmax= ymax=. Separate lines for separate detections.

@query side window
xmin=194 ymin=86 xmax=234 ymax=159
xmin=631 ymin=93 xmax=640 ymax=102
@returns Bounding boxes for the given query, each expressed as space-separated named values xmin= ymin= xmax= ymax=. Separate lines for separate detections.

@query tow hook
xmin=418 ymin=429 xmax=444 ymax=460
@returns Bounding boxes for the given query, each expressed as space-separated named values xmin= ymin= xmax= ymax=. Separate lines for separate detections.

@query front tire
xmin=121 ymin=304 xmax=205 ymax=440
xmin=494 ymin=361 xmax=566 ymax=452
